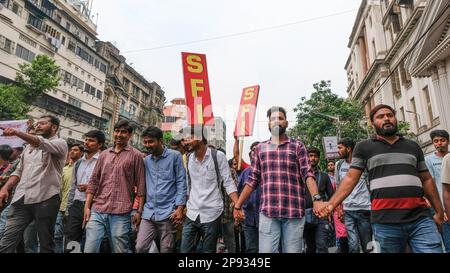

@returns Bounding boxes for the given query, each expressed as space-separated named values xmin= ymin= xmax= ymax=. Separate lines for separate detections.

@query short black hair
xmin=142 ymin=126 xmax=163 ymax=140
xmin=40 ymin=115 xmax=60 ymax=130
xmin=70 ymin=144 xmax=84 ymax=153
xmin=114 ymin=120 xmax=134 ymax=134
xmin=430 ymin=130 xmax=449 ymax=141
xmin=250 ymin=141 xmax=260 ymax=150
xmin=369 ymin=104 xmax=396 ymax=122
xmin=338 ymin=138 xmax=355 ymax=150
xmin=0 ymin=145 xmax=13 ymax=161
xmin=307 ymin=147 xmax=321 ymax=156
xmin=267 ymin=106 xmax=287 ymax=119
xmin=169 ymin=138 xmax=182 ymax=147
xmin=84 ymin=130 xmax=106 ymax=146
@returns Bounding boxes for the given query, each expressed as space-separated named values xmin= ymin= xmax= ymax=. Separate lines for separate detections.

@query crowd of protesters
xmin=0 ymin=103 xmax=449 ymax=253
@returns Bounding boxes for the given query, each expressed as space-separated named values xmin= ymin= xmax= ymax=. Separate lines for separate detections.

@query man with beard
xmin=335 ymin=138 xmax=372 ymax=253
xmin=0 ymin=116 xmax=68 ymax=253
xmin=64 ymin=130 xmax=105 ymax=252
xmin=135 ymin=126 xmax=186 ymax=253
xmin=303 ymin=147 xmax=334 ymax=253
xmin=234 ymin=106 xmax=322 ymax=253
xmin=180 ymin=126 xmax=238 ymax=253
xmin=425 ymin=130 xmax=450 ymax=252
xmin=327 ymin=161 xmax=335 ymax=178
xmin=317 ymin=104 xmax=445 ymax=253
xmin=83 ymin=120 xmax=145 ymax=253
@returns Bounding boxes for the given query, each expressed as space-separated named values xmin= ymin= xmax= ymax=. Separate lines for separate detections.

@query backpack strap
xmin=186 ymin=149 xmax=225 ymax=199
xmin=211 ymin=149 xmax=225 ymax=199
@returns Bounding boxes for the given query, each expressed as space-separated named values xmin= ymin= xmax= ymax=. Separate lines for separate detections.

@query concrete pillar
xmin=431 ymin=61 xmax=450 ymax=131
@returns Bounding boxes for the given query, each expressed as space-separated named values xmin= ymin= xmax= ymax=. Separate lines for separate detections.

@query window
xmin=90 ymin=85 xmax=96 ymax=96
xmin=27 ymin=13 xmax=43 ymax=30
xmin=84 ymin=83 xmax=91 ymax=93
xmin=66 ymin=22 xmax=71 ymax=31
xmin=400 ymin=107 xmax=405 ymax=122
xmin=100 ymin=63 xmax=107 ymax=73
xmin=120 ymin=99 xmax=126 ymax=111
xmin=63 ymin=71 xmax=71 ymax=84
xmin=391 ymin=11 xmax=402 ymax=33
xmin=77 ymin=79 xmax=84 ymax=90
xmin=399 ymin=60 xmax=412 ymax=87
xmin=61 ymin=36 xmax=66 ymax=45
xmin=68 ymin=40 xmax=76 ymax=52
xmin=129 ymin=104 xmax=137 ymax=116
xmin=0 ymin=35 xmax=14 ymax=53
xmin=410 ymin=97 xmax=419 ymax=130
xmin=68 ymin=97 xmax=82 ymax=108
xmin=15 ymin=44 xmax=35 ymax=62
xmin=96 ymin=90 xmax=103 ymax=100
xmin=423 ymin=86 xmax=434 ymax=124
xmin=12 ymin=2 xmax=22 ymax=16
xmin=392 ymin=70 xmax=402 ymax=97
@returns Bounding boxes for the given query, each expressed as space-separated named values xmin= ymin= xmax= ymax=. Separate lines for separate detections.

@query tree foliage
xmin=0 ymin=55 xmax=60 ymax=120
xmin=289 ymin=80 xmax=369 ymax=166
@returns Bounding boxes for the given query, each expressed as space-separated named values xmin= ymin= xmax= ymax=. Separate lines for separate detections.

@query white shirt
xmin=186 ymin=148 xmax=237 ymax=224
xmin=67 ymin=153 xmax=100 ymax=208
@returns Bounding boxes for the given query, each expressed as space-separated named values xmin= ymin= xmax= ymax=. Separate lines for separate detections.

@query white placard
xmin=0 ymin=120 xmax=28 ymax=148
xmin=323 ymin=136 xmax=339 ymax=159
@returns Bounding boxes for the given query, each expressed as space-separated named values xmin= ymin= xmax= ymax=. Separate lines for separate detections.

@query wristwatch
xmin=312 ymin=194 xmax=323 ymax=202
xmin=234 ymin=206 xmax=242 ymax=211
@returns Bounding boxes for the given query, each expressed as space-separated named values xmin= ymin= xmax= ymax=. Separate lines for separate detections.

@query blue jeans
xmin=442 ymin=221 xmax=450 ymax=253
xmin=222 ymin=221 xmax=236 ymax=253
xmin=372 ymin=216 xmax=443 ymax=253
xmin=54 ymin=211 xmax=64 ymax=253
xmin=180 ymin=215 xmax=221 ymax=253
xmin=259 ymin=213 xmax=305 ymax=253
xmin=244 ymin=224 xmax=259 ymax=253
xmin=83 ymin=209 xmax=131 ymax=253
xmin=344 ymin=210 xmax=373 ymax=253
xmin=0 ymin=204 xmax=11 ymax=239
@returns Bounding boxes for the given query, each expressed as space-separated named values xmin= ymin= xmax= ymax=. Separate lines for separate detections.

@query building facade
xmin=161 ymin=98 xmax=187 ymax=134
xmin=0 ymin=0 xmax=108 ymax=144
xmin=95 ymin=41 xmax=165 ymax=148
xmin=345 ymin=0 xmax=448 ymax=154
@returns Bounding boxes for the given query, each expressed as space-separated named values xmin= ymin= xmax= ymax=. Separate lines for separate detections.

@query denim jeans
xmin=258 ymin=213 xmax=305 ymax=253
xmin=244 ymin=224 xmax=259 ymax=253
xmin=180 ymin=215 xmax=221 ymax=253
xmin=83 ymin=209 xmax=132 ymax=253
xmin=372 ymin=216 xmax=443 ymax=253
xmin=442 ymin=221 xmax=450 ymax=253
xmin=222 ymin=221 xmax=236 ymax=253
xmin=0 ymin=195 xmax=59 ymax=253
xmin=0 ymin=204 xmax=11 ymax=239
xmin=64 ymin=200 xmax=85 ymax=252
xmin=304 ymin=219 xmax=330 ymax=253
xmin=54 ymin=211 xmax=65 ymax=253
xmin=344 ymin=210 xmax=373 ymax=253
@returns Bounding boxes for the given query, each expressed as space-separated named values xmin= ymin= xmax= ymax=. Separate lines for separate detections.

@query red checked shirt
xmin=246 ymin=137 xmax=315 ymax=219
xmin=87 ymin=145 xmax=146 ymax=214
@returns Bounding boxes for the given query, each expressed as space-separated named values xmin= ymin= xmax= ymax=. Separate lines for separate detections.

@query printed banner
xmin=0 ymin=120 xmax=28 ymax=148
xmin=234 ymin=85 xmax=260 ymax=137
xmin=182 ymin=52 xmax=214 ymax=125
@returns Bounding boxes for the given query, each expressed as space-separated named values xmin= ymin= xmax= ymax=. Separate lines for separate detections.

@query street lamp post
xmin=313 ymin=112 xmax=341 ymax=140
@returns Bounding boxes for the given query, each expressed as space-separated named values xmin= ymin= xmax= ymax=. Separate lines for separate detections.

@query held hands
xmin=170 ymin=207 xmax=185 ymax=227
xmin=233 ymin=207 xmax=245 ymax=225
xmin=77 ymin=185 xmax=88 ymax=192
xmin=132 ymin=212 xmax=142 ymax=228
xmin=0 ymin=188 xmax=9 ymax=208
xmin=314 ymin=201 xmax=335 ymax=219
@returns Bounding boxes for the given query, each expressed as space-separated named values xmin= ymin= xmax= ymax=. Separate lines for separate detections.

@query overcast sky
xmin=92 ymin=0 xmax=361 ymax=161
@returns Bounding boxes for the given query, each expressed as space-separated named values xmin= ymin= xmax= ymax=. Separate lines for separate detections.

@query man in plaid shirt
xmin=234 ymin=106 xmax=323 ymax=253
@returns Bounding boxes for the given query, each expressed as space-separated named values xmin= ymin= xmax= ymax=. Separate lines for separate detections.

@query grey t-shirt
xmin=336 ymin=160 xmax=371 ymax=211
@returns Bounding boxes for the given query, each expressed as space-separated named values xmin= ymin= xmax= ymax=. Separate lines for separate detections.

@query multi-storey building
xmin=0 ymin=0 xmax=108 ymax=144
xmin=161 ymin=98 xmax=187 ymax=135
xmin=96 ymin=41 xmax=165 ymax=148
xmin=345 ymin=0 xmax=448 ymax=153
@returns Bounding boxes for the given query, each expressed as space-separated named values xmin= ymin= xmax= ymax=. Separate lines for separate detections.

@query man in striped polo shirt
xmin=317 ymin=104 xmax=445 ymax=253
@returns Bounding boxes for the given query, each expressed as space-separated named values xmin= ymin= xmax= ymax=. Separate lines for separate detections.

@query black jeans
xmin=0 ymin=195 xmax=60 ymax=253
xmin=64 ymin=200 xmax=85 ymax=252
xmin=304 ymin=219 xmax=330 ymax=253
